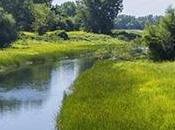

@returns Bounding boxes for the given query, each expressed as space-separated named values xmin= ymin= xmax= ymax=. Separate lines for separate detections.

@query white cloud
xmin=122 ymin=0 xmax=175 ymax=16
xmin=52 ymin=0 xmax=75 ymax=5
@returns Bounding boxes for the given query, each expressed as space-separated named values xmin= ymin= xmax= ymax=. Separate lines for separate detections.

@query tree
xmin=144 ymin=7 xmax=175 ymax=61
xmin=78 ymin=0 xmax=123 ymax=34
xmin=52 ymin=2 xmax=78 ymax=31
xmin=31 ymin=4 xmax=52 ymax=31
xmin=0 ymin=0 xmax=53 ymax=31
xmin=0 ymin=7 xmax=18 ymax=48
xmin=0 ymin=0 xmax=35 ymax=31
xmin=55 ymin=2 xmax=77 ymax=17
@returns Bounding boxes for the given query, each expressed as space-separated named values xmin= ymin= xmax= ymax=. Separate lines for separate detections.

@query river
xmin=0 ymin=58 xmax=94 ymax=130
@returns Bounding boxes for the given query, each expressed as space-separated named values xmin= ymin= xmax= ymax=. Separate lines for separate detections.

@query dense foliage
xmin=0 ymin=0 xmax=54 ymax=31
xmin=54 ymin=1 xmax=77 ymax=17
xmin=0 ymin=7 xmax=17 ymax=47
xmin=77 ymin=0 xmax=123 ymax=34
xmin=52 ymin=2 xmax=79 ymax=31
xmin=144 ymin=7 xmax=175 ymax=61
xmin=32 ymin=4 xmax=53 ymax=31
xmin=0 ymin=0 xmax=34 ymax=31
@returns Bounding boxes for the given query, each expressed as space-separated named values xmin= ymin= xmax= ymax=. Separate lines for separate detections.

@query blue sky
xmin=53 ymin=0 xmax=175 ymax=16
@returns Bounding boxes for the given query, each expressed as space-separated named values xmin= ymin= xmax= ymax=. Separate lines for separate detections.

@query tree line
xmin=1 ymin=0 xmax=175 ymax=62
xmin=114 ymin=15 xmax=161 ymax=30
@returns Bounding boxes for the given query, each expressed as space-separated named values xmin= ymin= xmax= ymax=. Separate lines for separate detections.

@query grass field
xmin=58 ymin=60 xmax=175 ymax=130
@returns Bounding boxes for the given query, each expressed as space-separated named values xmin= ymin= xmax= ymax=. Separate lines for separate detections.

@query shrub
xmin=0 ymin=7 xmax=18 ymax=47
xmin=144 ymin=7 xmax=175 ymax=61
xmin=112 ymin=30 xmax=141 ymax=41
xmin=57 ymin=31 xmax=69 ymax=40
xmin=38 ymin=25 xmax=48 ymax=35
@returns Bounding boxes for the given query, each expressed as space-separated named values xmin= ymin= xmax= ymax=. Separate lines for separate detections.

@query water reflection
xmin=0 ymin=64 xmax=53 ymax=115
xmin=0 ymin=58 xmax=94 ymax=130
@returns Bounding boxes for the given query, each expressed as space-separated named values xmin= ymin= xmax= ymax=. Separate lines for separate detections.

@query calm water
xmin=0 ymin=58 xmax=94 ymax=130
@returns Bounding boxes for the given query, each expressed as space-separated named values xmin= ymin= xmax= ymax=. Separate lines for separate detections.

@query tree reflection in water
xmin=0 ymin=58 xmax=95 ymax=130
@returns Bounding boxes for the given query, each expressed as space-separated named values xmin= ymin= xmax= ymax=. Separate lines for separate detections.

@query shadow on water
xmin=0 ymin=57 xmax=95 ymax=130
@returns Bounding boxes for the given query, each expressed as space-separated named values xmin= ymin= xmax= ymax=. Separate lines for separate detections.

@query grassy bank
xmin=0 ymin=31 xmax=125 ymax=72
xmin=58 ymin=60 xmax=175 ymax=130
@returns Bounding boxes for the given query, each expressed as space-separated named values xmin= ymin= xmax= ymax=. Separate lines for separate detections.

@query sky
xmin=53 ymin=0 xmax=175 ymax=16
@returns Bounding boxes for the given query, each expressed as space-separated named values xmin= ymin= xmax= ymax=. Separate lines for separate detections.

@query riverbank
xmin=0 ymin=31 xmax=125 ymax=72
xmin=58 ymin=60 xmax=175 ymax=130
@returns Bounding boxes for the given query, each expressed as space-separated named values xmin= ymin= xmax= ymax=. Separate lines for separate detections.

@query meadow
xmin=58 ymin=60 xmax=175 ymax=130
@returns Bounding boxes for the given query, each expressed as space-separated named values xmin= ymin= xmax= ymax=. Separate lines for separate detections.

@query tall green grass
xmin=0 ymin=31 xmax=125 ymax=71
xmin=58 ymin=61 xmax=175 ymax=130
xmin=0 ymin=40 xmax=94 ymax=70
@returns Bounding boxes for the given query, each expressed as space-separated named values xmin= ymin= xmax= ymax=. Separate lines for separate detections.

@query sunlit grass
xmin=0 ymin=31 xmax=125 ymax=70
xmin=0 ymin=40 xmax=95 ymax=68
xmin=58 ymin=61 xmax=175 ymax=130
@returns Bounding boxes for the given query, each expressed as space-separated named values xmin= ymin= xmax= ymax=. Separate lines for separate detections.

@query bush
xmin=38 ymin=26 xmax=48 ymax=35
xmin=0 ymin=7 xmax=18 ymax=47
xmin=112 ymin=30 xmax=141 ymax=41
xmin=58 ymin=31 xmax=69 ymax=40
xmin=144 ymin=7 xmax=175 ymax=61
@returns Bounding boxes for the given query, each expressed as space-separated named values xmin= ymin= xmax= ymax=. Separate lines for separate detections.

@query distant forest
xmin=114 ymin=15 xmax=161 ymax=30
